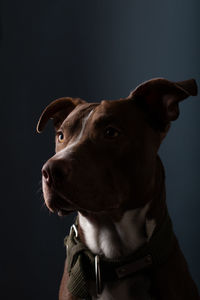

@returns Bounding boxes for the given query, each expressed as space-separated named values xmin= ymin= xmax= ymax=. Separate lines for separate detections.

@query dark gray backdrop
xmin=0 ymin=0 xmax=199 ymax=299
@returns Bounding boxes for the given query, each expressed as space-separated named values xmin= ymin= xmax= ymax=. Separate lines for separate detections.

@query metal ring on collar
xmin=70 ymin=224 xmax=78 ymax=238
xmin=95 ymin=255 xmax=102 ymax=296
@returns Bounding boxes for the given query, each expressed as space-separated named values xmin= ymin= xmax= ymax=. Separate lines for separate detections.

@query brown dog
xmin=37 ymin=78 xmax=199 ymax=300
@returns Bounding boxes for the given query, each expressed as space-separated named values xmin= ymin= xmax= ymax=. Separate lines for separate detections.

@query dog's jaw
xmin=78 ymin=201 xmax=156 ymax=259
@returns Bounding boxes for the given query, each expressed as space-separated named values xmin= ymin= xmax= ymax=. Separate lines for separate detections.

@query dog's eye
xmin=58 ymin=132 xmax=65 ymax=143
xmin=104 ymin=127 xmax=120 ymax=139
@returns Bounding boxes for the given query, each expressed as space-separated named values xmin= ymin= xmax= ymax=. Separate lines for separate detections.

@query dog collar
xmin=64 ymin=212 xmax=175 ymax=299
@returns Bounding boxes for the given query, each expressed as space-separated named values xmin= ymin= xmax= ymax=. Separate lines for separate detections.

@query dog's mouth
xmin=53 ymin=196 xmax=74 ymax=215
xmin=42 ymin=177 xmax=122 ymax=216
xmin=42 ymin=176 xmax=76 ymax=215
xmin=43 ymin=189 xmax=75 ymax=216
xmin=57 ymin=207 xmax=74 ymax=216
xmin=47 ymin=197 xmax=75 ymax=216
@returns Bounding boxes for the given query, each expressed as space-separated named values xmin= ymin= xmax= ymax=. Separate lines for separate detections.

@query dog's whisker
xmin=36 ymin=180 xmax=42 ymax=195
xmin=40 ymin=202 xmax=46 ymax=209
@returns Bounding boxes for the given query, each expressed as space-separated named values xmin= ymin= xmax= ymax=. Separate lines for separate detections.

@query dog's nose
xmin=42 ymin=165 xmax=51 ymax=184
xmin=42 ymin=159 xmax=70 ymax=186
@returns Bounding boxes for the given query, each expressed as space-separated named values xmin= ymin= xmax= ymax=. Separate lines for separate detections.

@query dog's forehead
xmin=91 ymin=98 xmax=141 ymax=123
xmin=62 ymin=102 xmax=98 ymax=126
xmin=94 ymin=98 xmax=130 ymax=114
xmin=62 ymin=98 xmax=140 ymax=129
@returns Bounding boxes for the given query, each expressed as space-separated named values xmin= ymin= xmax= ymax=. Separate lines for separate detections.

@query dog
xmin=37 ymin=78 xmax=199 ymax=300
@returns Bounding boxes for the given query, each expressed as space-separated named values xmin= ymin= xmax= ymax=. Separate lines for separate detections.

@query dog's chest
xmin=78 ymin=205 xmax=156 ymax=299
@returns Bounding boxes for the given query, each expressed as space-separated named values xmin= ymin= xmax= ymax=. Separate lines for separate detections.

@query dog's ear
xmin=129 ymin=78 xmax=198 ymax=130
xmin=36 ymin=97 xmax=86 ymax=133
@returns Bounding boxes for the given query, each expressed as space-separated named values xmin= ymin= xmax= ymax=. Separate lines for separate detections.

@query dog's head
xmin=37 ymin=78 xmax=197 ymax=216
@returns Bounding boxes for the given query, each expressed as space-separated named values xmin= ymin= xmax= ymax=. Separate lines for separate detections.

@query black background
xmin=1 ymin=0 xmax=199 ymax=299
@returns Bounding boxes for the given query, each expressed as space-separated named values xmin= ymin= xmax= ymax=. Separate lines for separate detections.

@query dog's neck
xmin=78 ymin=203 xmax=156 ymax=259
xmin=78 ymin=156 xmax=166 ymax=259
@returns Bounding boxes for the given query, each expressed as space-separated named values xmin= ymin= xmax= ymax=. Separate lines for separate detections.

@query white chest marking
xmin=78 ymin=202 xmax=156 ymax=259
xmin=78 ymin=205 xmax=156 ymax=299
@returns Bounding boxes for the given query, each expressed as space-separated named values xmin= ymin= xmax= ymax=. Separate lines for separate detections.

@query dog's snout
xmin=42 ymin=159 xmax=70 ymax=187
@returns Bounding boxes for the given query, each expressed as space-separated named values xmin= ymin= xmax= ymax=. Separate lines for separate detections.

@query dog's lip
xmin=50 ymin=204 xmax=75 ymax=216
xmin=53 ymin=199 xmax=75 ymax=215
xmin=57 ymin=208 xmax=74 ymax=216
xmin=43 ymin=189 xmax=75 ymax=215
xmin=43 ymin=184 xmax=122 ymax=215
